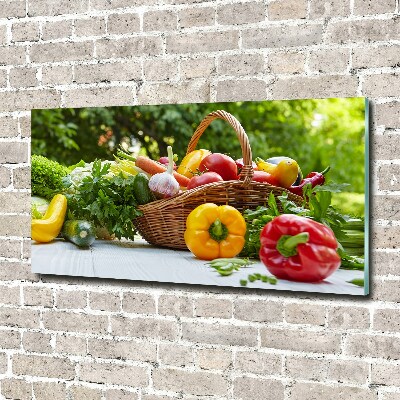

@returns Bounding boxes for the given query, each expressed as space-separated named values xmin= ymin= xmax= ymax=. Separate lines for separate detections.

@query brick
xmin=0 ymin=0 xmax=26 ymax=18
xmin=43 ymin=310 xmax=108 ymax=334
xmin=374 ymin=195 xmax=400 ymax=221
xmin=42 ymin=65 xmax=73 ymax=86
xmin=345 ymin=333 xmax=400 ymax=359
xmin=197 ymin=348 xmax=231 ymax=370
xmin=290 ymin=382 xmax=375 ymax=400
xmin=13 ymin=354 xmax=75 ymax=379
xmin=326 ymin=19 xmax=400 ymax=44
xmin=374 ymin=309 xmax=400 ymax=332
xmin=9 ymin=67 xmax=37 ymax=88
xmin=373 ymin=280 xmax=400 ymax=302
xmin=89 ymin=291 xmax=120 ymax=312
xmin=233 ymin=376 xmax=284 ymax=400
xmin=33 ymin=382 xmax=67 ymax=400
xmin=22 ymin=332 xmax=52 ymax=353
xmin=378 ymin=164 xmax=400 ymax=191
xmin=218 ymin=2 xmax=265 ymax=25
xmin=56 ymin=334 xmax=87 ymax=356
xmin=56 ymin=289 xmax=86 ymax=309
xmin=0 ymin=240 xmax=21 ymax=259
xmin=194 ymin=297 xmax=232 ymax=319
xmin=42 ymin=20 xmax=72 ymax=40
xmin=0 ymin=46 xmax=26 ymax=66
xmin=159 ymin=343 xmax=193 ymax=367
xmin=22 ymin=239 xmax=30 ymax=259
xmin=0 ymin=116 xmax=19 ymax=138
xmin=1 ymin=378 xmax=32 ymax=399
xmin=30 ymin=41 xmax=93 ymax=63
xmin=143 ymin=10 xmax=176 ymax=31
xmin=0 ymin=215 xmax=29 ymax=236
xmin=376 ymin=102 xmax=400 ymax=128
xmin=0 ymin=261 xmax=39 ymax=282
xmin=286 ymin=357 xmax=328 ymax=380
xmin=234 ymin=299 xmax=283 ymax=323
xmin=91 ymin=0 xmax=157 ymax=10
xmin=179 ymin=7 xmax=215 ymax=28
xmin=366 ymin=73 xmax=400 ymax=100
xmin=105 ymin=389 xmax=138 ymax=400
xmin=182 ymin=321 xmax=257 ymax=346
xmin=0 ymin=69 xmax=6 ymax=89
xmin=270 ymin=75 xmax=358 ymax=100
xmin=28 ymin=0 xmax=89 ymax=16
xmin=141 ymin=396 xmax=172 ymax=400
xmin=12 ymin=21 xmax=39 ymax=42
xmin=75 ymin=61 xmax=141 ymax=84
xmin=0 ymin=142 xmax=28 ymax=163
xmin=268 ymin=0 xmax=307 ymax=20
xmin=285 ymin=303 xmax=326 ymax=326
xmin=0 ymin=353 xmax=6 ymax=374
xmin=308 ymin=48 xmax=350 ymax=74
xmin=63 ymin=86 xmax=134 ymax=108
xmin=372 ymin=363 xmax=400 ymax=386
xmin=218 ymin=53 xmax=264 ymax=76
xmin=143 ymin=58 xmax=178 ymax=81
xmin=111 ymin=316 xmax=177 ymax=340
xmin=373 ymin=136 xmax=400 ymax=161
xmin=70 ymin=385 xmax=102 ymax=400
xmin=166 ymin=31 xmax=239 ymax=54
xmin=153 ymin=367 xmax=228 ymax=396
xmin=0 ymin=192 xmax=29 ymax=213
xmin=235 ymin=351 xmax=282 ymax=375
xmin=122 ymin=292 xmax=156 ymax=314
xmin=381 ymin=394 xmax=400 ymax=400
xmin=0 ymin=330 xmax=21 ymax=349
xmin=242 ymin=24 xmax=323 ymax=49
xmin=0 ymin=285 xmax=19 ymax=305
xmin=24 ymin=286 xmax=53 ymax=307
xmin=373 ymin=226 xmax=400 ymax=249
xmin=138 ymin=80 xmax=209 ymax=105
xmin=216 ymin=79 xmax=266 ymax=101
xmin=373 ymin=251 xmax=400 ymax=275
xmin=96 ymin=37 xmax=162 ymax=59
xmin=12 ymin=167 xmax=30 ymax=189
xmin=327 ymin=306 xmax=370 ymax=329
xmin=0 ymin=166 xmax=11 ymax=188
xmin=181 ymin=57 xmax=215 ymax=79
xmin=353 ymin=45 xmax=400 ymax=70
xmin=80 ymin=362 xmax=148 ymax=387
xmin=328 ymin=359 xmax=369 ymax=384
xmin=75 ymin=16 xmax=105 ymax=36
xmin=18 ymin=115 xmax=30 ymax=138
xmin=108 ymin=13 xmax=140 ymax=35
xmin=88 ymin=338 xmax=157 ymax=362
xmin=354 ymin=0 xmax=395 ymax=15
xmin=261 ymin=328 xmax=341 ymax=354
xmin=310 ymin=0 xmax=349 ymax=17
xmin=0 ymin=89 xmax=61 ymax=112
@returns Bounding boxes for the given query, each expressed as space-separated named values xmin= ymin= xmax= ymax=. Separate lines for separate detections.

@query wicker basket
xmin=134 ymin=110 xmax=303 ymax=250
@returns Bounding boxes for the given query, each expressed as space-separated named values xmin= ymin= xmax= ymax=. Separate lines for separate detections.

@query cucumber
xmin=62 ymin=220 xmax=95 ymax=248
xmin=133 ymin=173 xmax=154 ymax=205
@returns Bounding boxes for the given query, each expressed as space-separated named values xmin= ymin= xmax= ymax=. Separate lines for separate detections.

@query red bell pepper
xmin=259 ymin=214 xmax=341 ymax=282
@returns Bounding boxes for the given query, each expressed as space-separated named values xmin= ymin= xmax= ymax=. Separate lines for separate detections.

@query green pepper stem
xmin=277 ymin=232 xmax=309 ymax=257
xmin=321 ymin=166 xmax=330 ymax=175
xmin=209 ymin=219 xmax=228 ymax=242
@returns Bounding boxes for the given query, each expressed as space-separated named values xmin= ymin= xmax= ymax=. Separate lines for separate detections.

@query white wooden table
xmin=32 ymin=239 xmax=365 ymax=296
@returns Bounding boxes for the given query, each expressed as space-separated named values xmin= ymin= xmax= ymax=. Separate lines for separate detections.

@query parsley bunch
xmin=66 ymin=160 xmax=142 ymax=240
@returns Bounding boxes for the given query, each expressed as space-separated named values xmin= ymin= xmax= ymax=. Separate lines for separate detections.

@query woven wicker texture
xmin=134 ymin=110 xmax=303 ymax=250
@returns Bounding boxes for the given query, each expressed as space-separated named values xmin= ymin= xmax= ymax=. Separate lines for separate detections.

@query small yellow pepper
xmin=31 ymin=194 xmax=67 ymax=243
xmin=184 ymin=203 xmax=246 ymax=260
xmin=177 ymin=149 xmax=211 ymax=178
xmin=256 ymin=157 xmax=299 ymax=188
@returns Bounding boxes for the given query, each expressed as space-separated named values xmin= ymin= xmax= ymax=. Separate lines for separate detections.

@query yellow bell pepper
xmin=31 ymin=194 xmax=67 ymax=243
xmin=177 ymin=149 xmax=211 ymax=178
xmin=184 ymin=203 xmax=246 ymax=260
xmin=256 ymin=157 xmax=299 ymax=188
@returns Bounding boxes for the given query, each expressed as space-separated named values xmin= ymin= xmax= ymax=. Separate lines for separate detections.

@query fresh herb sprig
xmin=207 ymin=258 xmax=255 ymax=276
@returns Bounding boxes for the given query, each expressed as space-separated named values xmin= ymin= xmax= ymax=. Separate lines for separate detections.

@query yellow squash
xmin=184 ymin=203 xmax=246 ymax=260
xmin=177 ymin=149 xmax=211 ymax=178
xmin=31 ymin=194 xmax=67 ymax=243
xmin=256 ymin=157 xmax=299 ymax=188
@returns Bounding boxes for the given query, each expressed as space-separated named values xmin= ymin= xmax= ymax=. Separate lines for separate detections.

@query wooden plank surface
xmin=32 ymin=239 xmax=365 ymax=295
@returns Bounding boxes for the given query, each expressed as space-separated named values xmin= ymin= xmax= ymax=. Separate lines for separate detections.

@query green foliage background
xmin=32 ymin=98 xmax=366 ymax=215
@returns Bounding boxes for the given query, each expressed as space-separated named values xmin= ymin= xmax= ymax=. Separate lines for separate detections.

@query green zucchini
xmin=133 ymin=173 xmax=154 ymax=205
xmin=62 ymin=220 xmax=95 ymax=248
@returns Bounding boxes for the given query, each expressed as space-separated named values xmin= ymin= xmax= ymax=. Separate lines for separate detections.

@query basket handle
xmin=186 ymin=110 xmax=254 ymax=184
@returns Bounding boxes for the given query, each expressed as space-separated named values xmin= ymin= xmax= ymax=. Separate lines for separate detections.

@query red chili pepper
xmin=288 ymin=166 xmax=330 ymax=196
xmin=259 ymin=214 xmax=341 ymax=282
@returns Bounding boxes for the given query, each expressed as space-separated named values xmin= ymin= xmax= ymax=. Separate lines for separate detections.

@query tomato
xmin=199 ymin=153 xmax=237 ymax=181
xmin=187 ymin=172 xmax=223 ymax=190
xmin=252 ymin=171 xmax=280 ymax=186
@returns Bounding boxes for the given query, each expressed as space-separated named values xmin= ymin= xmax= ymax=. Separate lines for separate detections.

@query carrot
xmin=136 ymin=156 xmax=190 ymax=187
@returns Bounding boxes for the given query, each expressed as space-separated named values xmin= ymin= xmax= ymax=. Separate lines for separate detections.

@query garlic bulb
xmin=149 ymin=146 xmax=180 ymax=198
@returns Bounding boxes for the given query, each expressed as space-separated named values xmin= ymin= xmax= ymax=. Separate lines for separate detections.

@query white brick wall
xmin=0 ymin=0 xmax=399 ymax=398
